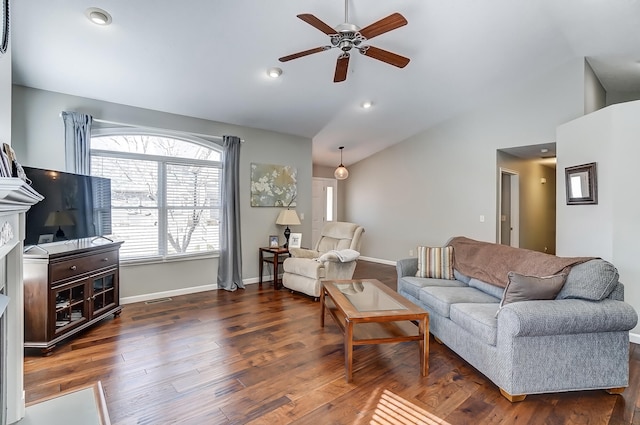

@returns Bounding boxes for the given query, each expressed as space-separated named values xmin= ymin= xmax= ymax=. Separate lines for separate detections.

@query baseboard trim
xmin=121 ymin=284 xmax=218 ymax=305
xmin=120 ymin=277 xmax=267 ymax=304
xmin=630 ymin=332 xmax=640 ymax=345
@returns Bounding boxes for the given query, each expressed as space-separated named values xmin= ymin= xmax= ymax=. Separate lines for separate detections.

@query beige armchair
xmin=282 ymin=222 xmax=365 ymax=298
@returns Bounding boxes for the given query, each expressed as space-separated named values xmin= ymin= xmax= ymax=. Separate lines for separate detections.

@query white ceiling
xmin=10 ymin=1 xmax=640 ymax=167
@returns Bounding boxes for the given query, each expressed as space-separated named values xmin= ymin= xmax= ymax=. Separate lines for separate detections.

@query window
xmin=90 ymin=132 xmax=222 ymax=261
xmin=326 ymin=186 xmax=334 ymax=222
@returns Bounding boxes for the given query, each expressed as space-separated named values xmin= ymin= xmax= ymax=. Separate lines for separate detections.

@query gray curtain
xmin=62 ymin=111 xmax=93 ymax=174
xmin=217 ymin=135 xmax=244 ymax=291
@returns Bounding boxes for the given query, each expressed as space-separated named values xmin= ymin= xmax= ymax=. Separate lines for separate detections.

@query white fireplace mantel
xmin=0 ymin=178 xmax=43 ymax=425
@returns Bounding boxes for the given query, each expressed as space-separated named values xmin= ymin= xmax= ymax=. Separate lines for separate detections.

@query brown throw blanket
xmin=449 ymin=236 xmax=595 ymax=288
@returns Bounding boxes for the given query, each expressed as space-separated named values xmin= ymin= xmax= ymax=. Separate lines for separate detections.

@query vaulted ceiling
xmin=11 ymin=1 xmax=640 ymax=167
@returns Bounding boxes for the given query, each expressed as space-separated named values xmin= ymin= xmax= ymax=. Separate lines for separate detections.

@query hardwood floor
xmin=24 ymin=261 xmax=638 ymax=424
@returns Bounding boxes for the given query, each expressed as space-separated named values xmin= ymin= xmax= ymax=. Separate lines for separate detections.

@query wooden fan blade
xmin=279 ymin=46 xmax=330 ymax=62
xmin=297 ymin=14 xmax=337 ymax=35
xmin=359 ymin=12 xmax=408 ymax=40
xmin=334 ymin=54 xmax=350 ymax=83
xmin=360 ymin=45 xmax=410 ymax=68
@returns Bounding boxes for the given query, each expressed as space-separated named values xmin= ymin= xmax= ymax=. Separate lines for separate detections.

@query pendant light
xmin=334 ymin=146 xmax=349 ymax=180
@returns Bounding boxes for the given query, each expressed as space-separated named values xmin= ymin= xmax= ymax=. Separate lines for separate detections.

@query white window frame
xmin=91 ymin=128 xmax=223 ymax=264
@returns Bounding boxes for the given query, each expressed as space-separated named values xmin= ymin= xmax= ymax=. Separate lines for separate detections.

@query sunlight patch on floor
xmin=370 ymin=389 xmax=451 ymax=425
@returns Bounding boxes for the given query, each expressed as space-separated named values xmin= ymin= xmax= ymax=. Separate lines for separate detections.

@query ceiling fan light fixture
xmin=85 ymin=7 xmax=112 ymax=26
xmin=334 ymin=146 xmax=349 ymax=180
xmin=267 ymin=67 xmax=283 ymax=78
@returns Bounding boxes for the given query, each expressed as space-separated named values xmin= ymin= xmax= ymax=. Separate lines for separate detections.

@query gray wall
xmin=584 ymin=60 xmax=606 ymax=114
xmin=345 ymin=58 xmax=585 ymax=262
xmin=497 ymin=152 xmax=556 ymax=254
xmin=556 ymin=100 xmax=640 ymax=337
xmin=12 ymin=86 xmax=312 ymax=300
xmin=607 ymin=91 xmax=640 ymax=106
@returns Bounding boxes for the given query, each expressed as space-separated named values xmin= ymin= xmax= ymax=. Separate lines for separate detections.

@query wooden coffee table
xmin=320 ymin=279 xmax=429 ymax=382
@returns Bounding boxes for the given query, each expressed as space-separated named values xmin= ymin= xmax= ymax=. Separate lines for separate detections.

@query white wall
xmin=346 ymin=58 xmax=585 ymax=262
xmin=0 ymin=31 xmax=25 ymax=425
xmin=11 ymin=86 xmax=313 ymax=299
xmin=557 ymin=100 xmax=640 ymax=336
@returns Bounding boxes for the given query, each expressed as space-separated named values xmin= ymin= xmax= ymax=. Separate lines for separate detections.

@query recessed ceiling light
xmin=85 ymin=7 xmax=112 ymax=26
xmin=267 ymin=67 xmax=283 ymax=78
xmin=541 ymin=148 xmax=549 ymax=153
xmin=361 ymin=101 xmax=373 ymax=109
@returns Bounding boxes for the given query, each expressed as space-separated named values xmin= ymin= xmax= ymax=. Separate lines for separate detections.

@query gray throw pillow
xmin=556 ymin=259 xmax=618 ymax=301
xmin=499 ymin=272 xmax=567 ymax=308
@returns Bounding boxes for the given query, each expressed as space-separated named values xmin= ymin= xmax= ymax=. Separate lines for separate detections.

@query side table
xmin=259 ymin=247 xmax=290 ymax=289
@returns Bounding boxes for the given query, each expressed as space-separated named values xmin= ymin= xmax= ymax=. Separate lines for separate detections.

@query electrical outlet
xmin=409 ymin=249 xmax=414 ymax=256
xmin=300 ymin=213 xmax=304 ymax=220
xmin=479 ymin=215 xmax=485 ymax=222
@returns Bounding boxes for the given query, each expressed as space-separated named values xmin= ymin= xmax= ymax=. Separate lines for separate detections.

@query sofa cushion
xmin=416 ymin=246 xmax=454 ymax=279
xmin=399 ymin=276 xmax=467 ymax=300
xmin=450 ymin=303 xmax=499 ymax=346
xmin=468 ymin=278 xmax=504 ymax=299
xmin=500 ymin=272 xmax=566 ymax=308
xmin=557 ymin=259 xmax=619 ymax=301
xmin=419 ymin=286 xmax=500 ymax=318
xmin=454 ymin=268 xmax=471 ymax=284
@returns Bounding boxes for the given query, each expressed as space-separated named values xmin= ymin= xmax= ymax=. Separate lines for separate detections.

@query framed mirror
xmin=565 ymin=162 xmax=597 ymax=205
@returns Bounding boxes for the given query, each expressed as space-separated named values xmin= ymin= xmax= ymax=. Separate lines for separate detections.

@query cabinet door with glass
xmin=52 ymin=280 xmax=89 ymax=336
xmin=91 ymin=269 xmax=118 ymax=317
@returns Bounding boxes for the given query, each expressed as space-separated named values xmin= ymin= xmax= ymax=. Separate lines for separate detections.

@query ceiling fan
xmin=278 ymin=1 xmax=410 ymax=83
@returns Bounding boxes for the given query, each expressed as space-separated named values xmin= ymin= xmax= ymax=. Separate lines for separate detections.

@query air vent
xmin=145 ymin=297 xmax=172 ymax=305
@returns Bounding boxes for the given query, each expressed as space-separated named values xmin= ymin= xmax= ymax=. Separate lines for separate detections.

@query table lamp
xmin=45 ymin=210 xmax=75 ymax=240
xmin=275 ymin=209 xmax=301 ymax=248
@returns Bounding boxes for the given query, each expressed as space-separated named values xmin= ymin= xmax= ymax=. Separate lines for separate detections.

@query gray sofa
xmin=396 ymin=239 xmax=638 ymax=401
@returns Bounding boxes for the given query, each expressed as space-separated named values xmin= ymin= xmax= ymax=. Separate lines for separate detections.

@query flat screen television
xmin=23 ymin=166 xmax=112 ymax=246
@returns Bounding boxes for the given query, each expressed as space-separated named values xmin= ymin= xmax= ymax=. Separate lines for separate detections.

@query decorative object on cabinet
xmin=23 ymin=239 xmax=124 ymax=355
xmin=269 ymin=235 xmax=279 ymax=248
xmin=288 ymin=233 xmax=302 ymax=249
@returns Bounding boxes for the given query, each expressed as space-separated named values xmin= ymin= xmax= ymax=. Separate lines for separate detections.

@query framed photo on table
xmin=289 ymin=233 xmax=302 ymax=249
xmin=269 ymin=235 xmax=279 ymax=248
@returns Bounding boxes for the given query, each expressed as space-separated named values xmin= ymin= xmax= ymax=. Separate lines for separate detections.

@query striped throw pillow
xmin=416 ymin=246 xmax=454 ymax=279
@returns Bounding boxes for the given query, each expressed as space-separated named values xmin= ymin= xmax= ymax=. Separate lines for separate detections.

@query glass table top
xmin=332 ymin=281 xmax=407 ymax=312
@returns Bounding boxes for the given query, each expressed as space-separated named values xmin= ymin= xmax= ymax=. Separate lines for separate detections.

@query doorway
xmin=311 ymin=178 xmax=337 ymax=248
xmin=496 ymin=143 xmax=557 ymax=253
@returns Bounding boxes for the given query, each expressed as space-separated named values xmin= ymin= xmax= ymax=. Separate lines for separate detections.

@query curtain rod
xmin=59 ymin=113 xmax=243 ymax=142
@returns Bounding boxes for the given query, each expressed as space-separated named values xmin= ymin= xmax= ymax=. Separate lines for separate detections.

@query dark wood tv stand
xmin=23 ymin=238 xmax=124 ymax=355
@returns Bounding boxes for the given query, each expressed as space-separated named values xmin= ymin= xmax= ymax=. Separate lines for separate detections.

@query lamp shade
xmin=45 ymin=211 xmax=75 ymax=226
xmin=275 ymin=209 xmax=301 ymax=226
xmin=334 ymin=165 xmax=349 ymax=180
